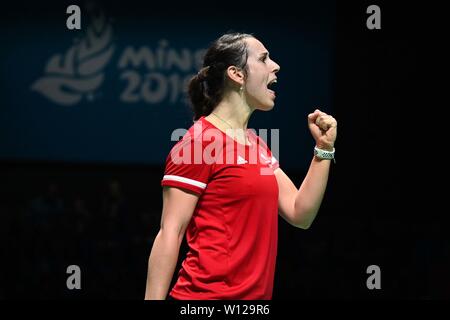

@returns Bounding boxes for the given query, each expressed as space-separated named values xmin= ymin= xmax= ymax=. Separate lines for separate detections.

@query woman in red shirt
xmin=145 ymin=32 xmax=337 ymax=300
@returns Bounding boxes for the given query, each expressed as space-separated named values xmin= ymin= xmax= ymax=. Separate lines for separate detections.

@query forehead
xmin=245 ymin=37 xmax=268 ymax=56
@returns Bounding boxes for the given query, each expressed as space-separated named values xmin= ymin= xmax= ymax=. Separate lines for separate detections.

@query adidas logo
xmin=237 ymin=156 xmax=248 ymax=164
xmin=260 ymin=153 xmax=272 ymax=165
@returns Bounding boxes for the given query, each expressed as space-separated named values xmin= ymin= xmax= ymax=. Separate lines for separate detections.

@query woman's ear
xmin=226 ymin=66 xmax=245 ymax=87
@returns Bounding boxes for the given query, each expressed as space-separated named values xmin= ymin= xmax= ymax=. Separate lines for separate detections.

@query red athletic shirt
xmin=161 ymin=116 xmax=279 ymax=300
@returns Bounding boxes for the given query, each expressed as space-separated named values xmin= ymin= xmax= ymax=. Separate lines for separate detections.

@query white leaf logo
xmin=32 ymin=12 xmax=114 ymax=106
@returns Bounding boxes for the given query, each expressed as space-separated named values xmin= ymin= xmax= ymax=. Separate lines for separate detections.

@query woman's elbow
xmin=295 ymin=220 xmax=312 ymax=230
xmin=292 ymin=205 xmax=315 ymax=229
xmin=155 ymin=227 xmax=184 ymax=249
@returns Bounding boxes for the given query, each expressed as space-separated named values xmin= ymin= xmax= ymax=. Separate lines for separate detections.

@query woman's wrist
xmin=315 ymin=143 xmax=334 ymax=151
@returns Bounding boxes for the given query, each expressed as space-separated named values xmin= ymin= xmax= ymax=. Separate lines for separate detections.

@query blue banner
xmin=0 ymin=2 xmax=334 ymax=170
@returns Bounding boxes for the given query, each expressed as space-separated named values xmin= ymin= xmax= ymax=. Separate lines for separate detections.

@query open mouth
xmin=267 ymin=79 xmax=277 ymax=96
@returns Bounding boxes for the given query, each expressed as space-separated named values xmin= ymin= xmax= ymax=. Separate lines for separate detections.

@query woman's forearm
xmin=144 ymin=229 xmax=182 ymax=300
xmin=294 ymin=157 xmax=331 ymax=228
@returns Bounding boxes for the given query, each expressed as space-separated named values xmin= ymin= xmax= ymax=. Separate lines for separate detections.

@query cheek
xmin=246 ymin=78 xmax=266 ymax=93
xmin=245 ymin=85 xmax=264 ymax=101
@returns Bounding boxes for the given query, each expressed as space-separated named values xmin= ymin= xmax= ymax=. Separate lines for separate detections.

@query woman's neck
xmin=209 ymin=94 xmax=254 ymax=131
xmin=205 ymin=95 xmax=254 ymax=146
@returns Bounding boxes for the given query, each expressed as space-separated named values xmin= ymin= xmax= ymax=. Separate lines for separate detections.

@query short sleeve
xmin=161 ymin=135 xmax=213 ymax=196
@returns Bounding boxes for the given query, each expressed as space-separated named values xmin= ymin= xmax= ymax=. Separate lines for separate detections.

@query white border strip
xmin=162 ymin=175 xmax=207 ymax=189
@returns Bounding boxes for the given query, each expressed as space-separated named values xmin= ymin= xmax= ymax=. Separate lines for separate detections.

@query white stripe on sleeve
xmin=162 ymin=175 xmax=207 ymax=189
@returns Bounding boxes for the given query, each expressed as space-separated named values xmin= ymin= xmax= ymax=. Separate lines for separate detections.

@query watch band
xmin=314 ymin=146 xmax=335 ymax=163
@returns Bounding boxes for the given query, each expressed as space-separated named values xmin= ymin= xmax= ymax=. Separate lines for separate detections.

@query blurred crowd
xmin=1 ymin=171 xmax=449 ymax=299
xmin=2 ymin=177 xmax=161 ymax=299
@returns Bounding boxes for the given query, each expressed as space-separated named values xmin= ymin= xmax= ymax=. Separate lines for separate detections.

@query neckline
xmin=201 ymin=116 xmax=254 ymax=148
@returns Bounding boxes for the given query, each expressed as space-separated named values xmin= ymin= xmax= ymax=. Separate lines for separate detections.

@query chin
xmin=258 ymin=101 xmax=275 ymax=111
xmin=264 ymin=105 xmax=275 ymax=111
xmin=250 ymin=97 xmax=275 ymax=111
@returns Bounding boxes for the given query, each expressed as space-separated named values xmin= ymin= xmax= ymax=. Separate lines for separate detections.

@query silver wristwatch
xmin=314 ymin=146 xmax=335 ymax=163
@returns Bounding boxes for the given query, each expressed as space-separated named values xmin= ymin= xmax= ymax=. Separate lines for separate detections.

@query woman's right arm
xmin=144 ymin=186 xmax=199 ymax=300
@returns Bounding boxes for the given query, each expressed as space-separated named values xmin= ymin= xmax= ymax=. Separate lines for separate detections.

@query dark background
xmin=1 ymin=0 xmax=446 ymax=300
